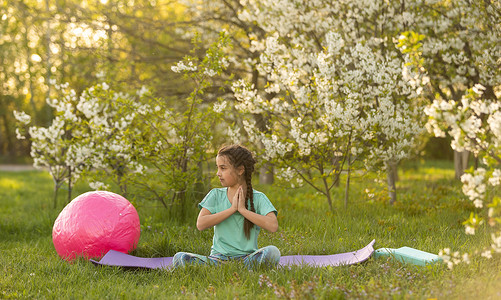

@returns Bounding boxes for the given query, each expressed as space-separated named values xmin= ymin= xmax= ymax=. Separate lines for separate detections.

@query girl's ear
xmin=238 ymin=165 xmax=245 ymax=176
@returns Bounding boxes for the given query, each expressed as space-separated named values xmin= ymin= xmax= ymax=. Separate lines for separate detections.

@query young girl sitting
xmin=173 ymin=144 xmax=280 ymax=268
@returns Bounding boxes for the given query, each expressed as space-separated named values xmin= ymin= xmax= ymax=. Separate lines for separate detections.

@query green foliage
xmin=1 ymin=161 xmax=501 ymax=299
xmin=397 ymin=31 xmax=426 ymax=67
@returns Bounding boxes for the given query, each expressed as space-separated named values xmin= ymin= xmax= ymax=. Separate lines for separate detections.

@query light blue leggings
xmin=173 ymin=245 xmax=280 ymax=268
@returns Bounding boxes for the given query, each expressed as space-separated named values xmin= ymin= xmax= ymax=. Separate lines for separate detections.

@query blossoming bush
xmin=121 ymin=33 xmax=230 ymax=219
xmin=179 ymin=0 xmax=501 ymax=207
xmin=14 ymin=81 xmax=149 ymax=206
xmin=425 ymin=85 xmax=501 ymax=267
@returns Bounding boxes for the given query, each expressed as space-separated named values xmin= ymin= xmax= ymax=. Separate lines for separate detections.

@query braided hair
xmin=218 ymin=144 xmax=256 ymax=239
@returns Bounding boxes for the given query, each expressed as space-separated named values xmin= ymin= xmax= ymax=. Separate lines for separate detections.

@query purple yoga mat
xmin=90 ymin=251 xmax=173 ymax=269
xmin=90 ymin=239 xmax=375 ymax=269
xmin=279 ymin=239 xmax=375 ymax=267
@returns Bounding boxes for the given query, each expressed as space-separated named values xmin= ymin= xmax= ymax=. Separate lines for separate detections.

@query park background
xmin=1 ymin=0 xmax=500 ymax=298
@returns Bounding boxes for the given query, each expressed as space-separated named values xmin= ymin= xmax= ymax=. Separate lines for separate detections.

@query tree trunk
xmin=252 ymin=64 xmax=276 ymax=185
xmin=454 ymin=150 xmax=470 ymax=180
xmin=344 ymin=163 xmax=350 ymax=209
xmin=53 ymin=184 xmax=58 ymax=209
xmin=259 ymin=163 xmax=274 ymax=185
xmin=67 ymin=167 xmax=72 ymax=204
xmin=1 ymin=110 xmax=14 ymax=156
xmin=386 ymin=160 xmax=397 ymax=205
xmin=22 ymin=9 xmax=37 ymax=121
xmin=391 ymin=160 xmax=399 ymax=182
xmin=44 ymin=0 xmax=52 ymax=106
xmin=332 ymin=156 xmax=341 ymax=187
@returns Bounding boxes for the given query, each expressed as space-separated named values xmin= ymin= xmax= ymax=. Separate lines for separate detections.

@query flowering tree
xmin=400 ymin=0 xmax=501 ymax=178
xmin=229 ymin=0 xmax=425 ymax=208
xmin=180 ymin=0 xmax=501 ymax=204
xmin=426 ymin=85 xmax=501 ymax=267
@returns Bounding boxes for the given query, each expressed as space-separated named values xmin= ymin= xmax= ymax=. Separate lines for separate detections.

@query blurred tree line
xmin=0 ymin=0 xmax=488 ymax=167
xmin=1 ymin=0 xmax=196 ymax=160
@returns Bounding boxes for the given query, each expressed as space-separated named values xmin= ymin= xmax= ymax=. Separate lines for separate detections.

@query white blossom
xmin=481 ymin=250 xmax=493 ymax=259
xmin=15 ymin=128 xmax=25 ymax=140
xmin=96 ymin=71 xmax=106 ymax=79
xmin=89 ymin=181 xmax=109 ymax=191
xmin=213 ymin=101 xmax=227 ymax=113
xmin=227 ymin=126 xmax=242 ymax=144
xmin=461 ymin=168 xmax=487 ymax=208
xmin=203 ymin=68 xmax=218 ymax=77
xmin=465 ymin=225 xmax=475 ymax=235
xmin=137 ymin=86 xmax=149 ymax=97
xmin=13 ymin=110 xmax=32 ymax=125
xmin=171 ymin=60 xmax=197 ymax=73
xmin=488 ymin=169 xmax=501 ymax=186
xmin=472 ymin=83 xmax=486 ymax=95
xmin=491 ymin=233 xmax=501 ymax=253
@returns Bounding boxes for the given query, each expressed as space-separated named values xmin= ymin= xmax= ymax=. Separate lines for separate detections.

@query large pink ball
xmin=52 ymin=191 xmax=141 ymax=261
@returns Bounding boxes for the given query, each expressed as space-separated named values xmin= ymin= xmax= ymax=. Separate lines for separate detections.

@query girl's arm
xmin=238 ymin=209 xmax=279 ymax=233
xmin=196 ymin=206 xmax=237 ymax=231
xmin=236 ymin=187 xmax=278 ymax=232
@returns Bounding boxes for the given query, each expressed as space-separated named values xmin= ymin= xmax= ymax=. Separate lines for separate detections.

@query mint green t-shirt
xmin=198 ymin=188 xmax=277 ymax=257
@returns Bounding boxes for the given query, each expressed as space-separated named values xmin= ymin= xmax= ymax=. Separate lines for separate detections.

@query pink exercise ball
xmin=52 ymin=191 xmax=141 ymax=261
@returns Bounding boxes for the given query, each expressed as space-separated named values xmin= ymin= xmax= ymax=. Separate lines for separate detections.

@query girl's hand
xmin=237 ymin=186 xmax=246 ymax=212
xmin=230 ymin=187 xmax=240 ymax=213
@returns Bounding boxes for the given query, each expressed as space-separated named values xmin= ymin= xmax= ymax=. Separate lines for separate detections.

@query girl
xmin=173 ymin=144 xmax=280 ymax=268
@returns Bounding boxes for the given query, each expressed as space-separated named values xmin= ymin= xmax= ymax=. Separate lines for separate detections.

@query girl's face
xmin=216 ymin=155 xmax=244 ymax=188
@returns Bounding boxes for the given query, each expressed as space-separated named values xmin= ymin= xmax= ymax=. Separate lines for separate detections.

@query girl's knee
xmin=172 ymin=252 xmax=188 ymax=268
xmin=263 ymin=245 xmax=281 ymax=263
xmin=247 ymin=245 xmax=280 ymax=268
xmin=265 ymin=245 xmax=281 ymax=258
xmin=173 ymin=252 xmax=208 ymax=268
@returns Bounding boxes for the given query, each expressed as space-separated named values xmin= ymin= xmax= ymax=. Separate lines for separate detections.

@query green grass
xmin=1 ymin=160 xmax=500 ymax=299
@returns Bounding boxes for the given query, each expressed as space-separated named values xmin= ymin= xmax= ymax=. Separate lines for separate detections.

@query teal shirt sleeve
xmin=198 ymin=189 xmax=219 ymax=213
xmin=253 ymin=191 xmax=278 ymax=217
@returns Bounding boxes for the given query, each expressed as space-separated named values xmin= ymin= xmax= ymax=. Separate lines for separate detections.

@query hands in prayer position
xmin=198 ymin=185 xmax=278 ymax=233
xmin=231 ymin=186 xmax=247 ymax=213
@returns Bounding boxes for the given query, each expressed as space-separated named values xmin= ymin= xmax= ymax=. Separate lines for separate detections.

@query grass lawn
xmin=1 ymin=160 xmax=500 ymax=299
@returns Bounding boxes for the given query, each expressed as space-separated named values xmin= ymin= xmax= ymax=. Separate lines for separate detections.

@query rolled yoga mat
xmin=373 ymin=246 xmax=442 ymax=266
xmin=90 ymin=239 xmax=375 ymax=269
